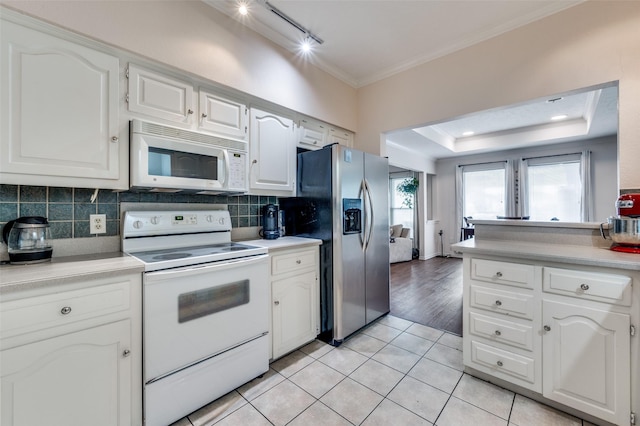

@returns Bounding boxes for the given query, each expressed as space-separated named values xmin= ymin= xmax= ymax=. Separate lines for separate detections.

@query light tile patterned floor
xmin=171 ymin=315 xmax=596 ymax=426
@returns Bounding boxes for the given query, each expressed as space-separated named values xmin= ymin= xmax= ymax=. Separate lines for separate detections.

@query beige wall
xmin=356 ymin=1 xmax=640 ymax=191
xmin=1 ymin=0 xmax=357 ymax=131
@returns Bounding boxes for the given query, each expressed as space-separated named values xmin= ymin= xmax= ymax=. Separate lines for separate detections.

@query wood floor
xmin=389 ymin=256 xmax=463 ymax=336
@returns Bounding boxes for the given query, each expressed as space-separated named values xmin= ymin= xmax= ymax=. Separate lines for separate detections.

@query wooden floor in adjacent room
xmin=389 ymin=256 xmax=463 ymax=336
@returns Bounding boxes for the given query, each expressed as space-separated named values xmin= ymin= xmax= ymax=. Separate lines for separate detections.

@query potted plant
xmin=396 ymin=177 xmax=418 ymax=208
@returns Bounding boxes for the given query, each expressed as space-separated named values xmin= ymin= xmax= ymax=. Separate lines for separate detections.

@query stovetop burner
xmin=122 ymin=210 xmax=268 ymax=271
xmin=128 ymin=241 xmax=267 ymax=271
xmin=152 ymin=253 xmax=193 ymax=261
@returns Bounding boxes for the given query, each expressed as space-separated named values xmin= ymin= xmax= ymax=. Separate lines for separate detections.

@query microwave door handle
xmin=222 ymin=150 xmax=230 ymax=186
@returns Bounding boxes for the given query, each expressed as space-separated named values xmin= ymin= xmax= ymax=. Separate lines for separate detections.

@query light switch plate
xmin=90 ymin=214 xmax=107 ymax=234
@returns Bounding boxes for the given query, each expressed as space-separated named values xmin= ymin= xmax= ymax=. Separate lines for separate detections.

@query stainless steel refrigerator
xmin=280 ymin=144 xmax=390 ymax=345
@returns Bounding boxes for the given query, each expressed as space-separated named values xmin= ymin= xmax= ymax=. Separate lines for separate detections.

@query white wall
xmin=356 ymin=2 xmax=640 ymax=191
xmin=1 ymin=0 xmax=357 ymax=131
xmin=434 ymin=136 xmax=618 ymax=255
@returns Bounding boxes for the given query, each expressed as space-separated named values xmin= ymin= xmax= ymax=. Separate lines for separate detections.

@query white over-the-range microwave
xmin=129 ymin=119 xmax=248 ymax=194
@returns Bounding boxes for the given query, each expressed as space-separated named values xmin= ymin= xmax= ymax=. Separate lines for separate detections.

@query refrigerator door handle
xmin=358 ymin=179 xmax=366 ymax=250
xmin=363 ymin=178 xmax=374 ymax=252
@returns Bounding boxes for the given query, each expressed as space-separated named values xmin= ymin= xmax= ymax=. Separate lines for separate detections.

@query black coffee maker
xmin=261 ymin=204 xmax=280 ymax=240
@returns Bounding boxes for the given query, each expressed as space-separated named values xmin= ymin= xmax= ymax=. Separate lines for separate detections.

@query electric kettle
xmin=2 ymin=216 xmax=53 ymax=264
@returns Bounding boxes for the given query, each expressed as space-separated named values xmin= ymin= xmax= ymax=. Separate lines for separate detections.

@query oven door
xmin=143 ymin=254 xmax=268 ymax=383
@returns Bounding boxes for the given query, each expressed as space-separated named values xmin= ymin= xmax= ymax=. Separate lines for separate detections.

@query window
xmin=390 ymin=177 xmax=414 ymax=238
xmin=525 ymin=158 xmax=581 ymax=222
xmin=462 ymin=166 xmax=506 ymax=220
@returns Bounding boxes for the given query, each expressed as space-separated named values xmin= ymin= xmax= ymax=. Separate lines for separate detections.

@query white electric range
xmin=122 ymin=210 xmax=269 ymax=426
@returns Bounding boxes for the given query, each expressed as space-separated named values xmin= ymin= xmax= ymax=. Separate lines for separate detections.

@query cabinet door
xmin=128 ymin=64 xmax=195 ymax=124
xmin=542 ymin=300 xmax=630 ymax=425
xmin=1 ymin=21 xmax=122 ymax=188
xmin=249 ymin=108 xmax=295 ymax=194
xmin=328 ymin=127 xmax=353 ymax=147
xmin=198 ymin=90 xmax=248 ymax=141
xmin=297 ymin=118 xmax=327 ymax=150
xmin=272 ymin=271 xmax=317 ymax=359
xmin=1 ymin=319 xmax=131 ymax=426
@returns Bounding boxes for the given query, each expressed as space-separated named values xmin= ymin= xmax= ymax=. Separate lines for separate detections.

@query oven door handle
xmin=144 ymin=254 xmax=268 ymax=283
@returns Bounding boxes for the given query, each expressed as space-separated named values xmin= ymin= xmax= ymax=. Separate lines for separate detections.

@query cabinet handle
xmin=494 ymin=330 xmax=501 ymax=336
xmin=111 ymin=136 xmax=118 ymax=143
xmin=495 ymin=300 xmax=502 ymax=306
xmin=122 ymin=349 xmax=131 ymax=358
xmin=187 ymin=109 xmax=194 ymax=115
xmin=202 ymin=113 xmax=207 ymax=119
xmin=274 ymin=300 xmax=280 ymax=306
xmin=496 ymin=272 xmax=503 ymax=278
xmin=544 ymin=325 xmax=551 ymax=332
xmin=497 ymin=360 xmax=503 ymax=367
xmin=580 ymin=283 xmax=589 ymax=291
xmin=60 ymin=306 xmax=72 ymax=315
xmin=296 ymin=260 xmax=301 ymax=264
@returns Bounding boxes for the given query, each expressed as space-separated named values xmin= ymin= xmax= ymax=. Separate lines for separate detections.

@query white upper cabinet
xmin=297 ymin=117 xmax=327 ymax=150
xmin=0 ymin=20 xmax=124 ymax=189
xmin=328 ymin=127 xmax=354 ymax=147
xmin=249 ymin=108 xmax=295 ymax=195
xmin=127 ymin=64 xmax=195 ymax=125
xmin=198 ymin=90 xmax=248 ymax=141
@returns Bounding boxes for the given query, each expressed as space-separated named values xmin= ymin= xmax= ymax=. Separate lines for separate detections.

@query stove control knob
xmin=150 ymin=216 xmax=160 ymax=225
xmin=218 ymin=217 xmax=225 ymax=225
xmin=133 ymin=220 xmax=143 ymax=229
xmin=205 ymin=215 xmax=213 ymax=222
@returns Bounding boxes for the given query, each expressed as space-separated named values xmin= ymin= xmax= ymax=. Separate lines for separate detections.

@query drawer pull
xmin=495 ymin=300 xmax=502 ymax=306
xmin=494 ymin=330 xmax=501 ymax=336
xmin=296 ymin=260 xmax=301 ymax=264
xmin=497 ymin=360 xmax=504 ymax=367
xmin=580 ymin=283 xmax=590 ymax=291
xmin=274 ymin=300 xmax=280 ymax=306
xmin=122 ymin=349 xmax=131 ymax=358
xmin=60 ymin=306 xmax=72 ymax=315
xmin=496 ymin=272 xmax=503 ymax=278
xmin=544 ymin=325 xmax=551 ymax=332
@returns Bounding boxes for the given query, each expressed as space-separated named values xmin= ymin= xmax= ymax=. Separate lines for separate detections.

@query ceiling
xmin=207 ymin=1 xmax=618 ymax=159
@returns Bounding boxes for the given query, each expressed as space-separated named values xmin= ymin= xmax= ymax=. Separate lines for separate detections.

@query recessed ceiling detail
xmin=388 ymin=84 xmax=618 ymax=159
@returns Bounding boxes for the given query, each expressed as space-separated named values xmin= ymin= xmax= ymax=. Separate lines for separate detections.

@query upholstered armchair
xmin=389 ymin=224 xmax=412 ymax=263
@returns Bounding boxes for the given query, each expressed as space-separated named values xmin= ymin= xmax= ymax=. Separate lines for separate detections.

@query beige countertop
xmin=452 ymin=238 xmax=640 ymax=271
xmin=0 ymin=252 xmax=144 ymax=295
xmin=0 ymin=237 xmax=321 ymax=296
xmin=239 ymin=236 xmax=322 ymax=251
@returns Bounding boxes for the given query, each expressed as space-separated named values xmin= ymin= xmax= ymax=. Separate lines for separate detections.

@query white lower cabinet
xmin=1 ymin=320 xmax=131 ymax=426
xmin=0 ymin=273 xmax=142 ymax=426
xmin=270 ymin=246 xmax=319 ymax=360
xmin=463 ymin=256 xmax=637 ymax=426
xmin=542 ymin=299 xmax=630 ymax=426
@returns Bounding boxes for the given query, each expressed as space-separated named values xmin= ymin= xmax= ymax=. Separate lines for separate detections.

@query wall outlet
xmin=90 ymin=214 xmax=107 ymax=234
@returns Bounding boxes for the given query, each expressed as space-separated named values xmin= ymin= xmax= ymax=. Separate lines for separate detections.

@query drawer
xmin=1 ymin=281 xmax=131 ymax=339
xmin=271 ymin=249 xmax=317 ymax=276
xmin=469 ymin=340 xmax=536 ymax=385
xmin=469 ymin=285 xmax=535 ymax=320
xmin=471 ymin=258 xmax=535 ymax=289
xmin=543 ymin=267 xmax=632 ymax=306
xmin=468 ymin=311 xmax=534 ymax=351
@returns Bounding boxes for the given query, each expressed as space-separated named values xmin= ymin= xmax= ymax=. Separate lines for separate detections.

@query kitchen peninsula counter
xmin=452 ymin=218 xmax=639 ymax=270
xmin=453 ymin=238 xmax=640 ymax=271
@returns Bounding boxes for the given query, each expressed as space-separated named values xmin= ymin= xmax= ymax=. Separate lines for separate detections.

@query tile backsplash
xmin=0 ymin=184 xmax=276 ymax=240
